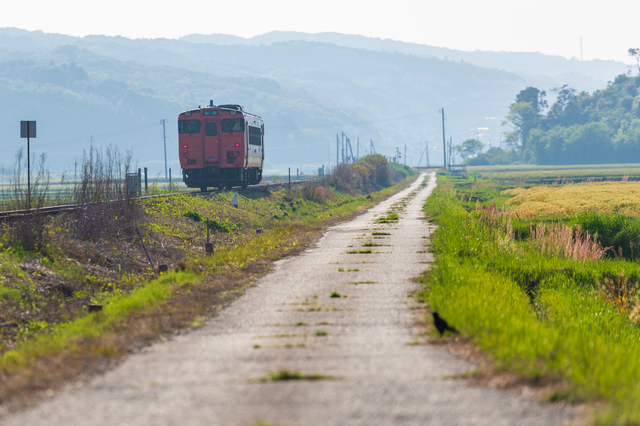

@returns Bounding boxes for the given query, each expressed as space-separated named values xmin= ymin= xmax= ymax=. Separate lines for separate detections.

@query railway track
xmin=0 ymin=179 xmax=312 ymax=220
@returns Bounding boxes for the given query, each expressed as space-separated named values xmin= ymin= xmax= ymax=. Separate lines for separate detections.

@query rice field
xmin=468 ymin=163 xmax=640 ymax=183
xmin=503 ymin=181 xmax=640 ymax=218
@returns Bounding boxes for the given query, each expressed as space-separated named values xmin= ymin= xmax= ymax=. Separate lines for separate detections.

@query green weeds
xmin=260 ymin=369 xmax=328 ymax=382
xmin=347 ymin=249 xmax=372 ymax=254
xmin=376 ymin=212 xmax=399 ymax=223
xmin=422 ymin=179 xmax=640 ymax=422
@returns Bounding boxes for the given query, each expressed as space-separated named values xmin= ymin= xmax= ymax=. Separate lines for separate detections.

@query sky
xmin=0 ymin=0 xmax=638 ymax=63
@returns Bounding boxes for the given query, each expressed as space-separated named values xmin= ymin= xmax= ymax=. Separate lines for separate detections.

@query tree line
xmin=467 ymin=49 xmax=640 ymax=166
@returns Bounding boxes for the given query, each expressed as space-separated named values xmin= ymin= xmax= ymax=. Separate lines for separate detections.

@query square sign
xmin=20 ymin=121 xmax=36 ymax=138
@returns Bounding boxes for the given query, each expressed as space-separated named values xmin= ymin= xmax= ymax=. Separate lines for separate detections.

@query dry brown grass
xmin=529 ymin=222 xmax=607 ymax=261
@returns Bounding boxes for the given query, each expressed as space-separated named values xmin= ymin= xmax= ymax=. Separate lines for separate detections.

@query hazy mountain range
xmin=0 ymin=28 xmax=629 ymax=174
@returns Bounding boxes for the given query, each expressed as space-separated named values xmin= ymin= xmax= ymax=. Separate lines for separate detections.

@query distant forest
xmin=472 ymin=72 xmax=640 ymax=166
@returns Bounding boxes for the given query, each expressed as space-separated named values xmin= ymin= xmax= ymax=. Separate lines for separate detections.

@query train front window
xmin=205 ymin=123 xmax=218 ymax=136
xmin=221 ymin=118 xmax=245 ymax=133
xmin=178 ymin=119 xmax=201 ymax=134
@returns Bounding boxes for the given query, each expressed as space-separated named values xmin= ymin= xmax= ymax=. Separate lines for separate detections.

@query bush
xmin=387 ymin=161 xmax=415 ymax=182
xmin=572 ymin=211 xmax=640 ymax=259
xmin=6 ymin=149 xmax=51 ymax=253
xmin=70 ymin=145 xmax=139 ymax=242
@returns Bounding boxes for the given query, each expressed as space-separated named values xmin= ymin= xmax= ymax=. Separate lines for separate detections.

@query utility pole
xmin=161 ymin=119 xmax=168 ymax=179
xmin=404 ymin=143 xmax=407 ymax=166
xmin=417 ymin=147 xmax=425 ymax=167
xmin=336 ymin=133 xmax=339 ymax=166
xmin=341 ymin=132 xmax=345 ymax=164
xmin=441 ymin=108 xmax=446 ymax=168
xmin=426 ymin=141 xmax=430 ymax=167
xmin=346 ymin=137 xmax=354 ymax=163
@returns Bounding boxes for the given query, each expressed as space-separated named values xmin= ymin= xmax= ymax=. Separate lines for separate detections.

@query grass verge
xmin=420 ymin=176 xmax=640 ymax=424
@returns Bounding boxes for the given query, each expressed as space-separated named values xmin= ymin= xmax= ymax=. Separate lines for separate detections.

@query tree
xmin=454 ymin=139 xmax=484 ymax=163
xmin=629 ymin=48 xmax=640 ymax=74
xmin=515 ymin=86 xmax=547 ymax=113
xmin=546 ymin=84 xmax=577 ymax=127
xmin=502 ymin=98 xmax=540 ymax=157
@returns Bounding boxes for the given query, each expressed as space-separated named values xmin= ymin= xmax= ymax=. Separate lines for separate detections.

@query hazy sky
xmin=1 ymin=0 xmax=638 ymax=63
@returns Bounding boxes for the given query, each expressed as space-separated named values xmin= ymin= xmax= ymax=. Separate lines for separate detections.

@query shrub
xmin=573 ymin=211 xmax=640 ymax=259
xmin=7 ymin=149 xmax=51 ymax=252
xmin=70 ymin=145 xmax=138 ymax=242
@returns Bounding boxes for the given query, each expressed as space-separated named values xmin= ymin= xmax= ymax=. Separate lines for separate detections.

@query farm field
xmin=468 ymin=163 xmax=640 ymax=183
xmin=422 ymin=169 xmax=640 ymax=424
xmin=505 ymin=181 xmax=640 ymax=218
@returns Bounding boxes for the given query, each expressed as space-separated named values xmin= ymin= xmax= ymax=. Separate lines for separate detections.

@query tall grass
xmin=422 ymin=180 xmax=640 ymax=423
xmin=529 ymin=222 xmax=607 ymax=261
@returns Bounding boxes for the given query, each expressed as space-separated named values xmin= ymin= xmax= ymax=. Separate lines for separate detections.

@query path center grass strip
xmin=420 ymin=177 xmax=640 ymax=424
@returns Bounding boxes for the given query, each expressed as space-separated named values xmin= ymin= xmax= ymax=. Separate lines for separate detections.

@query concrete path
xmin=3 ymin=173 xmax=575 ymax=426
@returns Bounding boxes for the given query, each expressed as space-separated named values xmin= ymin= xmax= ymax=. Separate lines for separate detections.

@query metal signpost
xmin=20 ymin=121 xmax=36 ymax=208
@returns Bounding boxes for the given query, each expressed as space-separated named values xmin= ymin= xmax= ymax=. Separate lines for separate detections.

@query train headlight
xmin=235 ymin=143 xmax=239 ymax=147
xmin=183 ymin=144 xmax=188 ymax=149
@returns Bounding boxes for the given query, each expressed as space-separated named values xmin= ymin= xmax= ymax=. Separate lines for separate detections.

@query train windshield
xmin=221 ymin=118 xmax=245 ymax=133
xmin=178 ymin=119 xmax=201 ymax=134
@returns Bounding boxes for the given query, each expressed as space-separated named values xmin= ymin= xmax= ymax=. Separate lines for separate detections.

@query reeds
xmin=529 ymin=221 xmax=607 ymax=261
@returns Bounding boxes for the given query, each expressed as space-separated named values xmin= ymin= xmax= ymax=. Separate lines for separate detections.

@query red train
xmin=178 ymin=102 xmax=264 ymax=190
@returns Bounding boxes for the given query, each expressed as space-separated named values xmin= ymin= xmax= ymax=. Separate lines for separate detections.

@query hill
xmin=1 ymin=28 xmax=627 ymax=173
xmin=181 ymin=31 xmax=628 ymax=92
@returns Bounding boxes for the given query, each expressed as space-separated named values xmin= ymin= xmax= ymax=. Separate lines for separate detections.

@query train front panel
xmin=178 ymin=105 xmax=263 ymax=190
